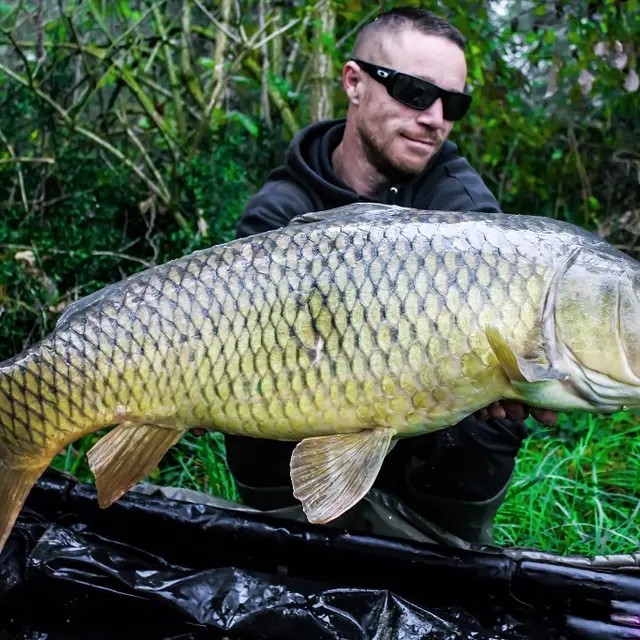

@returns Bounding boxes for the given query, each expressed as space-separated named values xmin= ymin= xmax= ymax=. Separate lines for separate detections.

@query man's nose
xmin=415 ymin=97 xmax=445 ymax=128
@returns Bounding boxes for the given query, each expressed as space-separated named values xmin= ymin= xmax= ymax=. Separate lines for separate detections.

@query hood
xmin=286 ymin=119 xmax=359 ymax=207
xmin=285 ymin=118 xmax=459 ymax=207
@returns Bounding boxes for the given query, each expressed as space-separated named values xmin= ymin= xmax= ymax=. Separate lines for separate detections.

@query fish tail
xmin=0 ymin=457 xmax=50 ymax=554
xmin=0 ymin=356 xmax=64 ymax=554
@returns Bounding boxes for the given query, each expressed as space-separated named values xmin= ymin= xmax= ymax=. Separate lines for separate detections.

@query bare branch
xmin=152 ymin=5 xmax=187 ymax=138
xmin=88 ymin=250 xmax=154 ymax=268
xmin=286 ymin=13 xmax=312 ymax=83
xmin=253 ymin=17 xmax=302 ymax=51
xmin=244 ymin=57 xmax=299 ymax=136
xmin=36 ymin=0 xmax=45 ymax=65
xmin=271 ymin=6 xmax=283 ymax=78
xmin=0 ymin=157 xmax=55 ymax=164
xmin=180 ymin=0 xmax=205 ymax=109
xmin=192 ymin=0 xmax=240 ymax=45
xmin=259 ymin=0 xmax=271 ymax=127
xmin=310 ymin=1 xmax=336 ymax=122
xmin=5 ymin=30 xmax=34 ymax=87
xmin=0 ymin=60 xmax=170 ymax=206
xmin=63 ymin=10 xmax=107 ymax=122
xmin=0 ymin=0 xmax=26 ymax=31
xmin=115 ymin=107 xmax=170 ymax=202
xmin=212 ymin=0 xmax=232 ymax=81
xmin=1 ymin=244 xmax=154 ymax=269
xmin=0 ymin=126 xmax=28 ymax=213
xmin=336 ymin=3 xmax=383 ymax=48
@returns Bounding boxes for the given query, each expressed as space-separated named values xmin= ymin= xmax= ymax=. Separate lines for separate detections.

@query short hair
xmin=351 ymin=6 xmax=466 ymax=60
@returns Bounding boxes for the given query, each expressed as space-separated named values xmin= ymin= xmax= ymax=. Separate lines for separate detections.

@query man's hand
xmin=190 ymin=428 xmax=207 ymax=437
xmin=474 ymin=400 xmax=558 ymax=427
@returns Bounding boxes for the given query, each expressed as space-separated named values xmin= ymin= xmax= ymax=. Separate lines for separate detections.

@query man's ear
xmin=342 ymin=61 xmax=364 ymax=106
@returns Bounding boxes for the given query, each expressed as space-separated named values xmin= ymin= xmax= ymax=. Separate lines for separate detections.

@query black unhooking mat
xmin=1 ymin=469 xmax=640 ymax=639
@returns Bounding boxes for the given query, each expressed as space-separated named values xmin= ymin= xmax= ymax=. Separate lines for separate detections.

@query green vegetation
xmin=1 ymin=0 xmax=639 ymax=556
xmin=495 ymin=411 xmax=640 ymax=554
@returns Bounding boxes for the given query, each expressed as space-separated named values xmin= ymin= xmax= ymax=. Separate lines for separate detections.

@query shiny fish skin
xmin=2 ymin=203 xmax=640 ymax=548
xmin=1 ymin=203 xmax=639 ymax=458
xmin=0 ymin=207 xmax=555 ymax=459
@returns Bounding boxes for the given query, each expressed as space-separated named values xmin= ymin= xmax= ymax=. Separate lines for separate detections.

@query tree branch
xmin=0 ymin=60 xmax=170 ymax=207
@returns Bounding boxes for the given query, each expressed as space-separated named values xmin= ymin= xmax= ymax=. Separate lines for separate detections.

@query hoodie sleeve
xmin=235 ymin=170 xmax=316 ymax=239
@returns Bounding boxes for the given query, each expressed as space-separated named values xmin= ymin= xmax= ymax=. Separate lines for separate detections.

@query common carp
xmin=1 ymin=203 xmax=640 ymax=553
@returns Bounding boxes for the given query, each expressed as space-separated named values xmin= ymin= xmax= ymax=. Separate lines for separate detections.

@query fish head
xmin=553 ymin=247 xmax=640 ymax=409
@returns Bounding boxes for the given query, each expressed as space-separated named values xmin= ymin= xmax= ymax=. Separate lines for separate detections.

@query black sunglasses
xmin=350 ymin=58 xmax=472 ymax=121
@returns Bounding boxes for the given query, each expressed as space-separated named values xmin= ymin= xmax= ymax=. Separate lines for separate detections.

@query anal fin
xmin=290 ymin=428 xmax=395 ymax=525
xmin=86 ymin=421 xmax=186 ymax=508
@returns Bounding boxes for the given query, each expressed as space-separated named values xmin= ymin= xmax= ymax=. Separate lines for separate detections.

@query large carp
xmin=0 ymin=203 xmax=639 ymax=553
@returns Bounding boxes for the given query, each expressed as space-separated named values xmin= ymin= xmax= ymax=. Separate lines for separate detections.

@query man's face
xmin=348 ymin=29 xmax=468 ymax=180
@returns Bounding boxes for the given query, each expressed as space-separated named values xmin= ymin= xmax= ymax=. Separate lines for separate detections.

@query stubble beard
xmin=357 ymin=120 xmax=439 ymax=183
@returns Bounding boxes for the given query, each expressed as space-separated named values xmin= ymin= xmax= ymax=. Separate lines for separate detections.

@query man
xmin=224 ymin=7 xmax=557 ymax=545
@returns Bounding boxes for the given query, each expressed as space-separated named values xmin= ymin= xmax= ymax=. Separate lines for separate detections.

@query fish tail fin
xmin=0 ymin=346 xmax=91 ymax=554
xmin=0 ymin=457 xmax=50 ymax=554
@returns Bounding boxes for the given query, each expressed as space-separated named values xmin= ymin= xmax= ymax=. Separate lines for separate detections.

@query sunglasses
xmin=350 ymin=58 xmax=472 ymax=121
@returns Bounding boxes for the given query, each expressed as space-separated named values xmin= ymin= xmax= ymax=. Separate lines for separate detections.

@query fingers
xmin=474 ymin=401 xmax=506 ymax=420
xmin=190 ymin=427 xmax=206 ymax=437
xmin=488 ymin=401 xmax=506 ymax=419
xmin=499 ymin=399 xmax=530 ymax=422
xmin=530 ymin=408 xmax=558 ymax=427
xmin=474 ymin=401 xmax=559 ymax=428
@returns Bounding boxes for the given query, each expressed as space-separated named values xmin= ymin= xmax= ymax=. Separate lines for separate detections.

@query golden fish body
xmin=1 ymin=203 xmax=640 ymax=551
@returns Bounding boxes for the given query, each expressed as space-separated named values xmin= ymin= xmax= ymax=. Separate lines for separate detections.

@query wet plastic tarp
xmin=1 ymin=469 xmax=640 ymax=639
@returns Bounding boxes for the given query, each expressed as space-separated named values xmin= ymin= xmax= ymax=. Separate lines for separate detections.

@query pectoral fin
xmin=86 ymin=422 xmax=186 ymax=508
xmin=484 ymin=326 xmax=579 ymax=410
xmin=290 ymin=428 xmax=395 ymax=525
xmin=485 ymin=326 xmax=569 ymax=383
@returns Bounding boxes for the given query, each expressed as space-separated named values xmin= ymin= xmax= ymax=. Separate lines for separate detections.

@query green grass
xmin=494 ymin=410 xmax=640 ymax=555
xmin=51 ymin=410 xmax=640 ymax=557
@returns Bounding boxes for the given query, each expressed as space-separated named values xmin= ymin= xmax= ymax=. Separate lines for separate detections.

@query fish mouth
xmin=561 ymin=343 xmax=640 ymax=410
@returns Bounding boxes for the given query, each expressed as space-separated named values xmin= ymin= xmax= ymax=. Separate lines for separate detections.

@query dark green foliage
xmin=1 ymin=0 xmax=639 ymax=555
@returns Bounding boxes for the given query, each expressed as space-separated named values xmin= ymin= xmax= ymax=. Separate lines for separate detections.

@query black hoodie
xmin=225 ymin=118 xmax=529 ymax=540
xmin=236 ymin=118 xmax=501 ymax=239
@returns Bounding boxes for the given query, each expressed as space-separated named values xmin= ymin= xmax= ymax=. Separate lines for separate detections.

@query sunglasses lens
xmin=392 ymin=74 xmax=472 ymax=121
xmin=392 ymin=76 xmax=439 ymax=110
xmin=442 ymin=95 xmax=472 ymax=121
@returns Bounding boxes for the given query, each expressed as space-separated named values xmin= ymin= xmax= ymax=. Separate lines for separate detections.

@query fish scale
xmin=1 ymin=203 xmax=640 ymax=550
xmin=0 ymin=208 xmax=554 ymax=448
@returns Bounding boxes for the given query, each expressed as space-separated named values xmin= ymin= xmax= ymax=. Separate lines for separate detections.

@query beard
xmin=357 ymin=119 xmax=443 ymax=182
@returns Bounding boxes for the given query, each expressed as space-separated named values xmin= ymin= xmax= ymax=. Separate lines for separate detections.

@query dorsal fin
xmin=288 ymin=203 xmax=408 ymax=226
